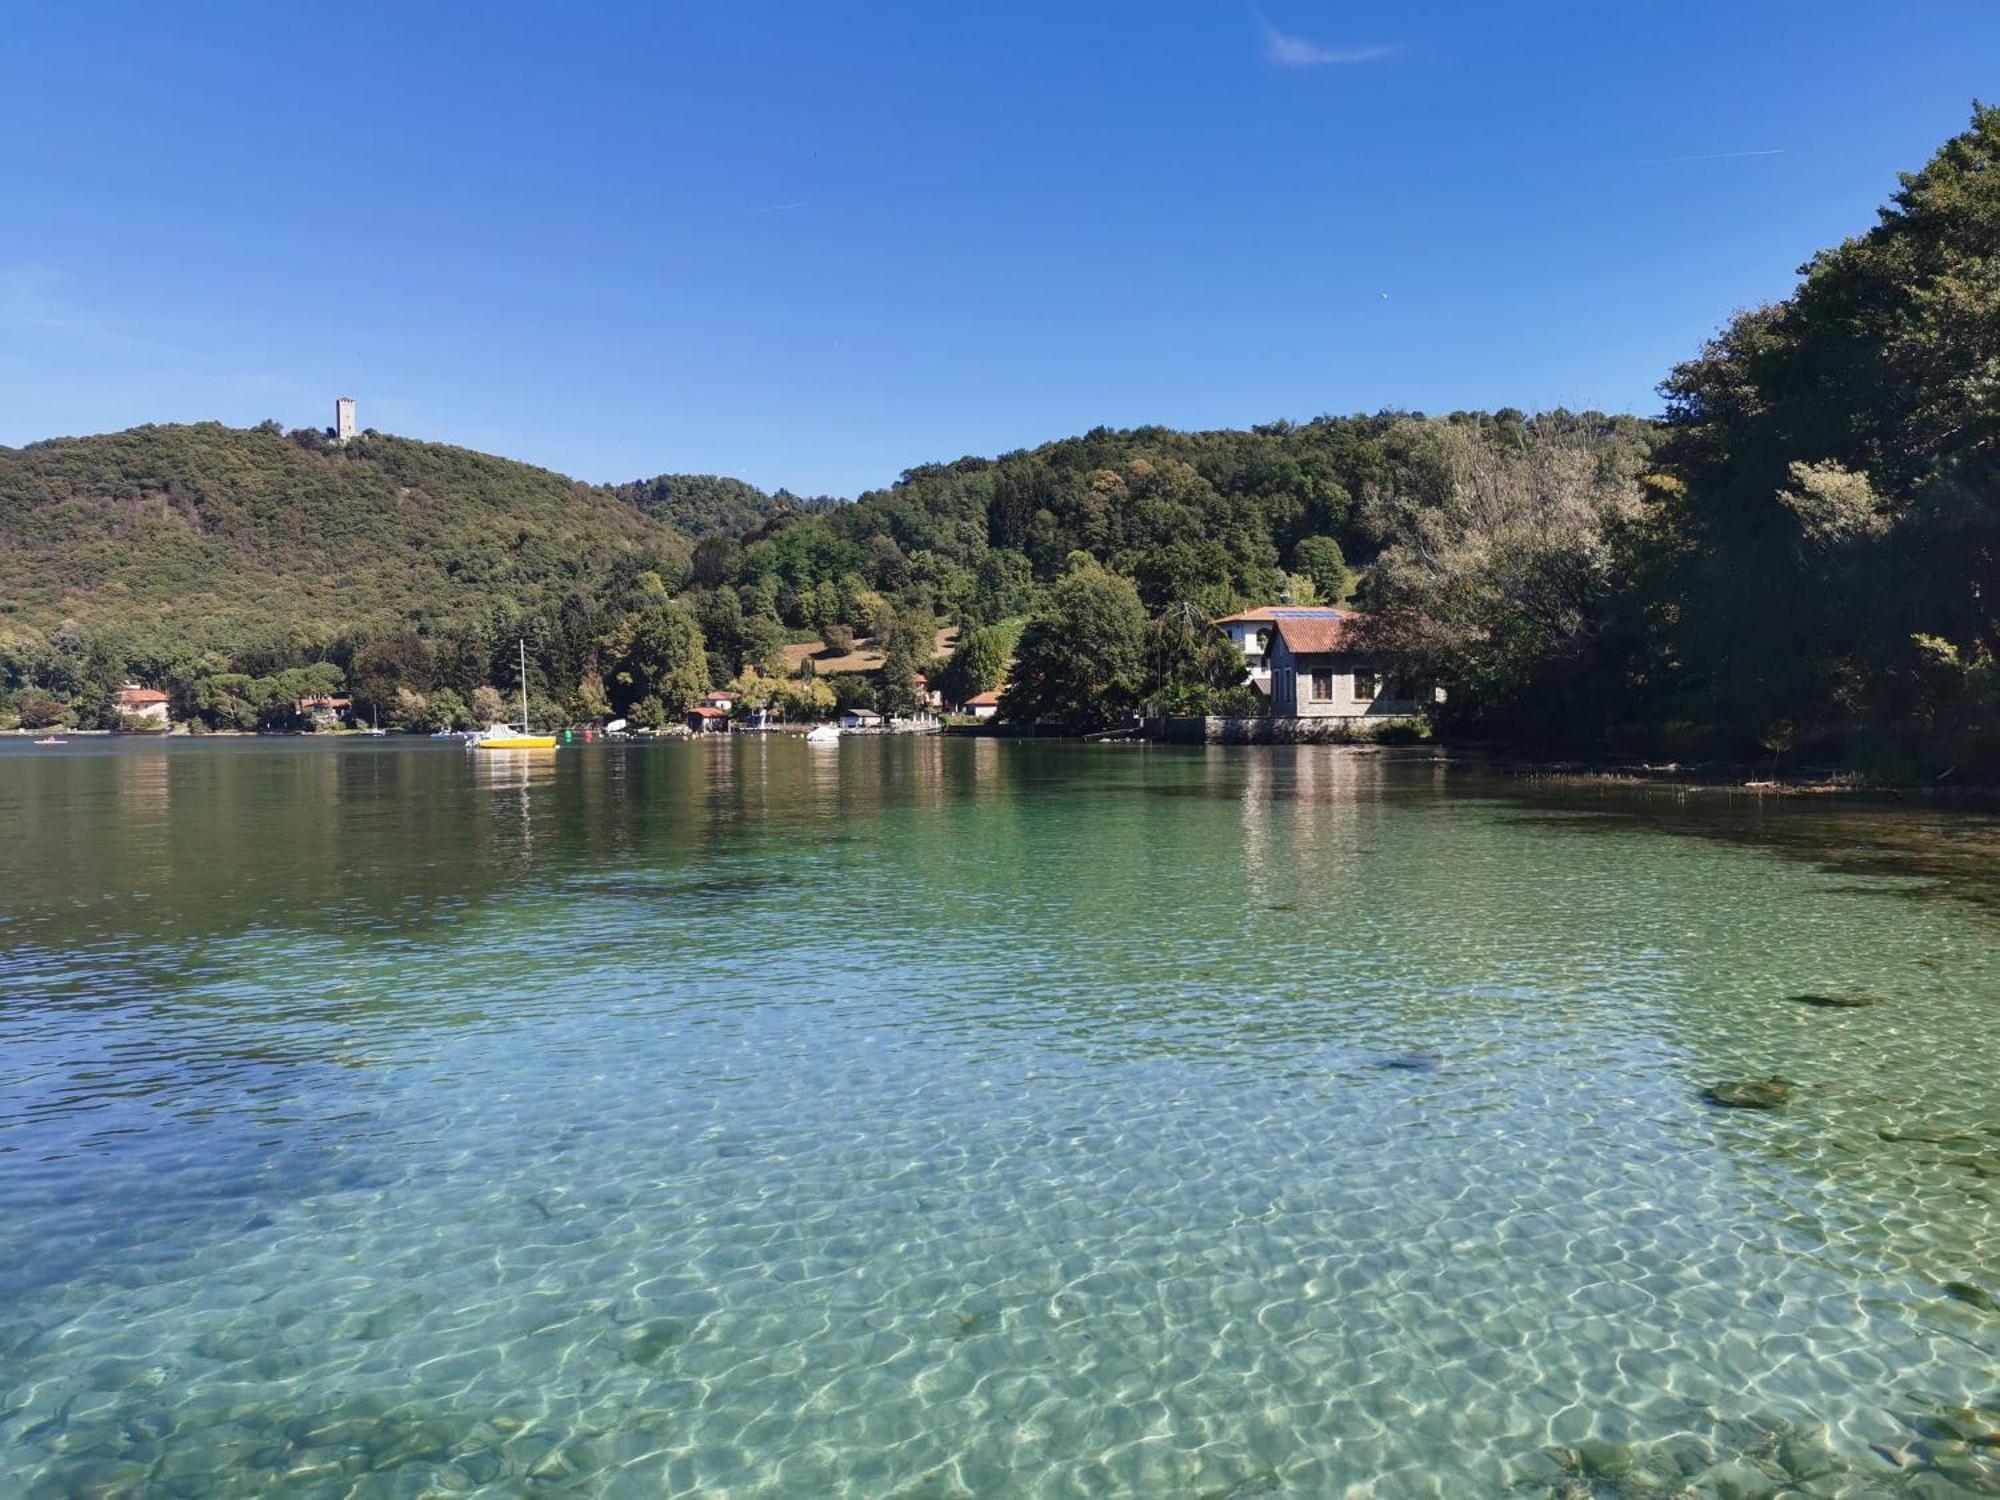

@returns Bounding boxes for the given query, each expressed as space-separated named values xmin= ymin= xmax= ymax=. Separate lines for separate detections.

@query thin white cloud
xmin=1652 ymin=148 xmax=1786 ymax=164
xmin=735 ymin=201 xmax=808 ymax=215
xmin=1258 ymin=12 xmax=1392 ymax=67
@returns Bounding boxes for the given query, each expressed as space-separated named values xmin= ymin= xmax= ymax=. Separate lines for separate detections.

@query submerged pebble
xmin=1789 ymin=990 xmax=1887 ymax=1008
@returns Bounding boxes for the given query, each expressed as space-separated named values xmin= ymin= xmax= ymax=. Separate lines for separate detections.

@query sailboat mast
xmin=519 ymin=639 xmax=530 ymax=728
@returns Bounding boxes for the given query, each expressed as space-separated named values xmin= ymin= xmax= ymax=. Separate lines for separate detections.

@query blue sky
xmin=1 ymin=3 xmax=1992 ymax=497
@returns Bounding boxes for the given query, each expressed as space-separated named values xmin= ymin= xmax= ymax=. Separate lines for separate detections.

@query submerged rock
xmin=1705 ymin=1079 xmax=1790 ymax=1110
xmin=1878 ymin=1125 xmax=1983 ymax=1146
xmin=1943 ymin=1281 xmax=1997 ymax=1312
xmin=1569 ymin=1439 xmax=1636 ymax=1479
xmin=1371 ymin=1052 xmax=1442 ymax=1073
xmin=1933 ymin=1406 xmax=2000 ymax=1448
xmin=1789 ymin=990 xmax=1885 ymax=1008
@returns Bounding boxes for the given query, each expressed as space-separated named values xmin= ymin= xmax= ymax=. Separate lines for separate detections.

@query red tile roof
xmin=1272 ymin=612 xmax=1362 ymax=655
xmin=1213 ymin=605 xmax=1351 ymax=625
xmin=115 ymin=687 xmax=169 ymax=705
xmin=964 ymin=690 xmax=1001 ymax=707
xmin=688 ymin=706 xmax=727 ymax=719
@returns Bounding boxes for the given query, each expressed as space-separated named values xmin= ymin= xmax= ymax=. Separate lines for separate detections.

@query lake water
xmin=0 ymin=738 xmax=1995 ymax=1499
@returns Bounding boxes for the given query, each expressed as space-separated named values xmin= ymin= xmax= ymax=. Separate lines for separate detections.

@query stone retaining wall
xmin=1147 ymin=715 xmax=1420 ymax=744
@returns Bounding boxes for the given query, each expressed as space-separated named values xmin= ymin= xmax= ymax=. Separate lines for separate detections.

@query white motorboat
xmin=805 ymin=724 xmax=842 ymax=745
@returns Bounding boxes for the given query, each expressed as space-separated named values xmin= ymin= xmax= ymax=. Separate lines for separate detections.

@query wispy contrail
xmin=1253 ymin=8 xmax=1392 ymax=66
xmin=737 ymin=201 xmax=808 ymax=215
xmin=1652 ymin=148 xmax=1786 ymax=164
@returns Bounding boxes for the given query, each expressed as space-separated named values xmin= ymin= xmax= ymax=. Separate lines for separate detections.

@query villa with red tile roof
xmin=112 ymin=684 xmax=171 ymax=726
xmin=1211 ymin=606 xmax=1352 ymax=696
xmin=1260 ymin=610 xmax=1423 ymax=720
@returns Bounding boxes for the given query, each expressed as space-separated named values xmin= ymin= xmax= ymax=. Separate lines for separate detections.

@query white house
xmin=1212 ymin=606 xmax=1354 ymax=695
xmin=113 ymin=684 xmax=171 ymax=727
xmin=1265 ymin=612 xmax=1422 ymax=720
xmin=839 ymin=707 xmax=885 ymax=730
xmin=960 ymin=691 xmax=1000 ymax=721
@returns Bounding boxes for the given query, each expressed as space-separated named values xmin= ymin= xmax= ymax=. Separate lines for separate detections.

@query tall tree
xmin=1358 ymin=413 xmax=1651 ymax=743
xmin=616 ymin=601 xmax=709 ymax=720
xmin=1655 ymin=103 xmax=2000 ymax=767
xmin=999 ymin=559 xmax=1147 ymax=729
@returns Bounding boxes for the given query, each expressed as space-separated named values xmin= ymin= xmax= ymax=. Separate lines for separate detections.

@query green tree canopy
xmin=616 ymin=601 xmax=709 ymax=720
xmin=999 ymin=561 xmax=1147 ymax=729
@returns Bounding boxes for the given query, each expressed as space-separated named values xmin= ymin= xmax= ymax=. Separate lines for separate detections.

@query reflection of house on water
xmin=114 ymin=752 xmax=173 ymax=860
xmin=1238 ymin=747 xmax=1403 ymax=908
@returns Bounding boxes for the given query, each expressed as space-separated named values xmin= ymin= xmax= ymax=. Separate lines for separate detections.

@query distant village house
xmin=839 ymin=707 xmax=885 ymax=731
xmin=113 ymin=684 xmax=170 ymax=726
xmin=960 ymin=691 xmax=1000 ymax=721
xmin=687 ymin=706 xmax=729 ymax=734
xmin=296 ymin=695 xmax=351 ymax=730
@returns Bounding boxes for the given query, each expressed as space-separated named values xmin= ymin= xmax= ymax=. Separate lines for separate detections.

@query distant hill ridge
xmin=0 ymin=421 xmax=795 ymax=651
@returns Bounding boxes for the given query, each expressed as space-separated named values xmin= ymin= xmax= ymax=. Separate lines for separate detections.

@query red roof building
xmin=1263 ymin=610 xmax=1424 ymax=720
xmin=113 ymin=684 xmax=172 ymax=724
xmin=1212 ymin=607 xmax=1353 ymax=693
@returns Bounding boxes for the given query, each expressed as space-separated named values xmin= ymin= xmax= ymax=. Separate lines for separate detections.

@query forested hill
xmin=610 ymin=472 xmax=834 ymax=538
xmin=0 ymin=422 xmax=692 ymax=653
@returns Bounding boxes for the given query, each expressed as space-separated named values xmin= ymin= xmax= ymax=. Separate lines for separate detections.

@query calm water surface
xmin=0 ymin=739 xmax=1995 ymax=1498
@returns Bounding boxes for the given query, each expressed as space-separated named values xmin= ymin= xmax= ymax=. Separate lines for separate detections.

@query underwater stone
xmin=1788 ymin=991 xmax=1885 ymax=1008
xmin=1777 ymin=1435 xmax=1836 ymax=1479
xmin=1933 ymin=1407 xmax=2000 ymax=1447
xmin=1371 ymin=1052 xmax=1442 ymax=1073
xmin=1942 ymin=1281 xmax=1996 ymax=1312
xmin=527 ymin=1451 xmax=573 ymax=1481
xmin=1705 ymin=1080 xmax=1790 ymax=1110
xmin=623 ymin=1317 xmax=690 ymax=1365
xmin=1878 ymin=1126 xmax=1982 ymax=1145
xmin=1940 ymin=1154 xmax=2000 ymax=1178
xmin=1571 ymin=1440 xmax=1636 ymax=1478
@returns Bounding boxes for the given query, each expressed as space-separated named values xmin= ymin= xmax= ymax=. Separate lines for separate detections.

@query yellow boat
xmin=473 ymin=728 xmax=558 ymax=750
xmin=472 ymin=640 xmax=559 ymax=751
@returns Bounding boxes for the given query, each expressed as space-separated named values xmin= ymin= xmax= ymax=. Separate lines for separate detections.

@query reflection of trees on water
xmin=5 ymin=742 xmax=1996 ymax=1328
xmin=1479 ymin=771 xmax=2000 ymax=914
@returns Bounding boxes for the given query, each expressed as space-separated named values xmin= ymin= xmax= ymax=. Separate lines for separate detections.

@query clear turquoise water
xmin=0 ymin=739 xmax=1995 ymax=1498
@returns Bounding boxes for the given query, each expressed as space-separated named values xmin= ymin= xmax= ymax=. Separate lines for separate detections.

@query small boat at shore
xmin=32 ymin=737 xmax=65 ymax=746
xmin=472 ymin=640 xmax=559 ymax=751
xmin=805 ymin=723 xmax=841 ymax=745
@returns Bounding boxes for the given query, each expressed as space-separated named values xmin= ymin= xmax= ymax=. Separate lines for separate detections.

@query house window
xmin=1309 ymin=670 xmax=1335 ymax=702
xmin=1354 ymin=670 xmax=1380 ymax=701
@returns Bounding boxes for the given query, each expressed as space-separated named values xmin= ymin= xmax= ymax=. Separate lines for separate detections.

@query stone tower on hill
xmin=334 ymin=396 xmax=356 ymax=443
